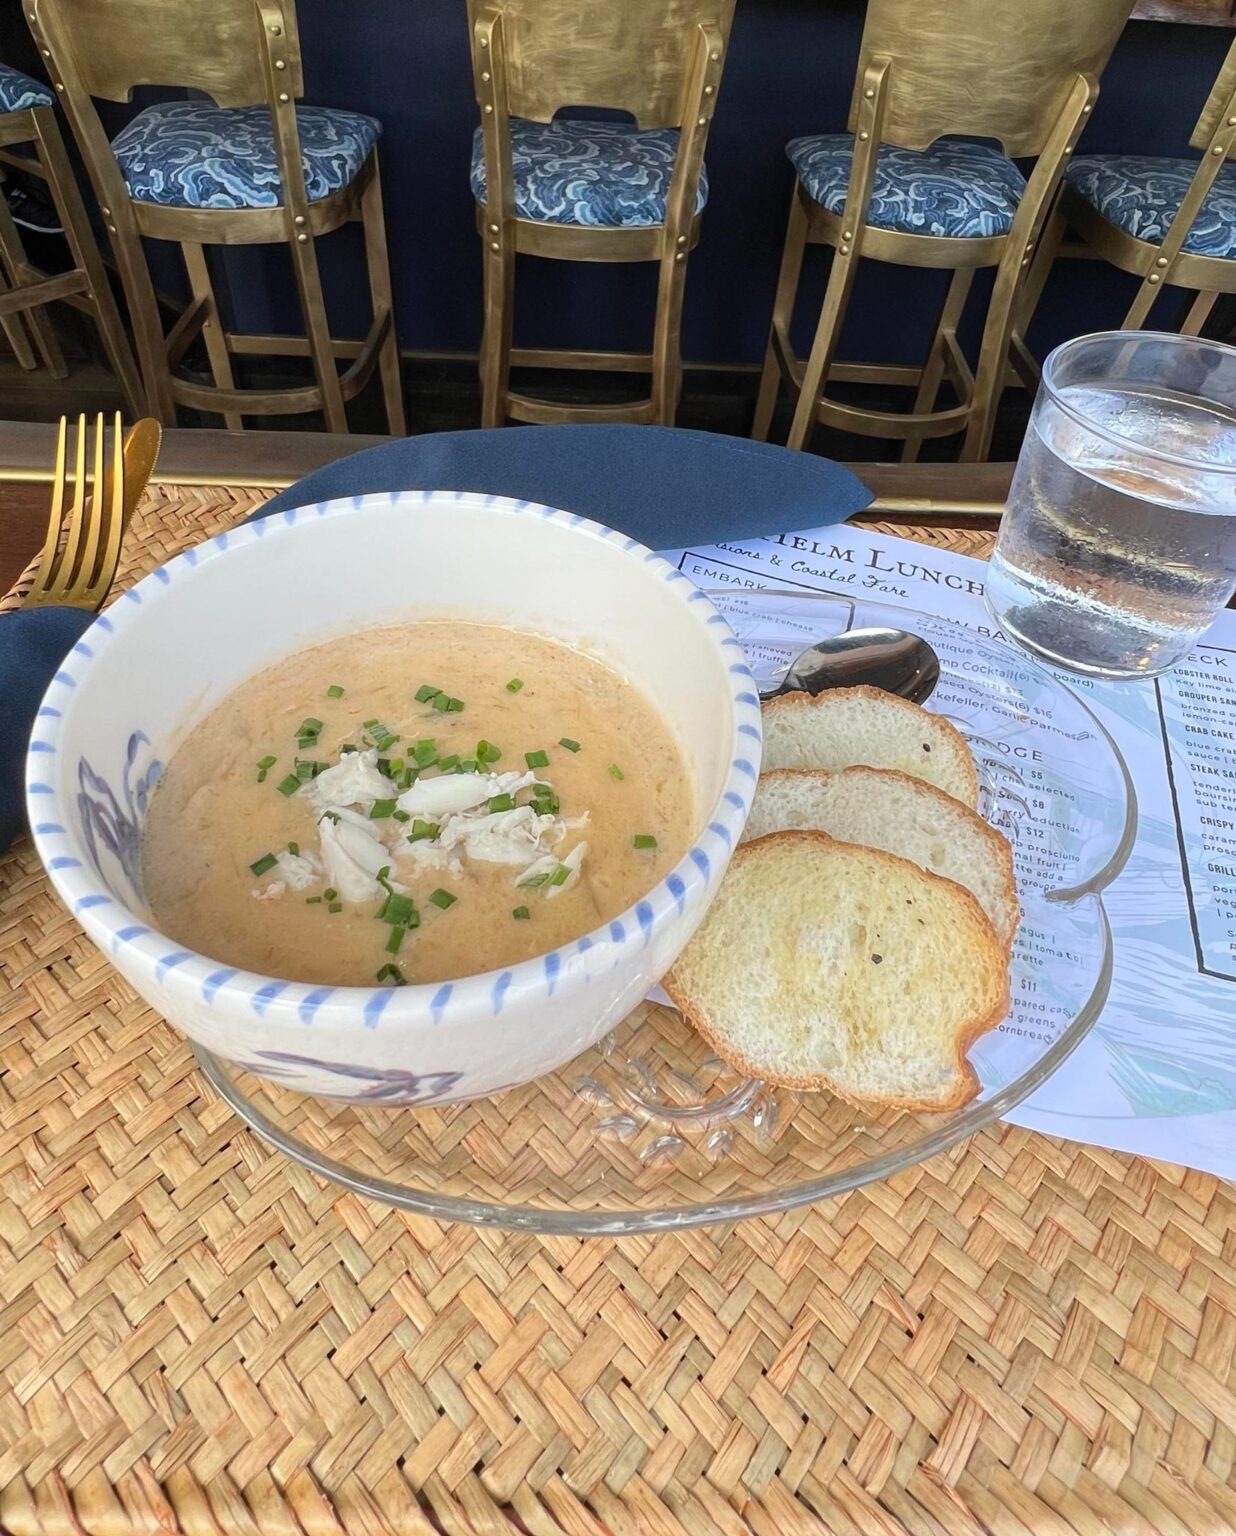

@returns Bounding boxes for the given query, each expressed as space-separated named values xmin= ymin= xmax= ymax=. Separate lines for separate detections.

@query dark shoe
xmin=5 ymin=177 xmax=62 ymax=235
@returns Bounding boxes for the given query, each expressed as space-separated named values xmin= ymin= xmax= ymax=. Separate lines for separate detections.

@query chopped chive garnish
xmin=633 ymin=834 xmax=658 ymax=850
xmin=446 ymin=697 xmax=464 ymax=713
xmin=340 ymin=743 xmax=358 ymax=755
xmin=525 ymin=749 xmax=550 ymax=769
xmin=323 ymin=887 xmax=338 ymax=902
xmin=412 ymin=739 xmax=438 ymax=768
xmin=328 ymin=902 xmax=343 ymax=914
xmin=409 ymin=819 xmax=440 ymax=842
xmin=437 ymin=754 xmax=460 ymax=773
xmin=385 ymin=926 xmax=405 ymax=955
xmin=559 ymin=738 xmax=581 ymax=753
xmin=506 ymin=678 xmax=524 ymax=693
xmin=477 ymin=739 xmax=501 ymax=763
xmin=488 ymin=793 xmax=515 ymax=813
xmin=432 ymin=692 xmax=451 ymax=713
xmin=512 ymin=905 xmax=531 ymax=920
xmin=296 ymin=761 xmax=316 ymax=781
xmin=327 ymin=684 xmax=345 ymax=699
xmin=459 ymin=757 xmax=479 ymax=774
xmin=320 ymin=810 xmax=341 ymax=825
xmin=379 ymin=892 xmax=417 ymax=927
xmin=398 ymin=766 xmax=417 ymax=791
xmin=608 ymin=763 xmax=625 ymax=781
xmin=287 ymin=841 xmax=300 ymax=856
xmin=256 ymin=753 xmax=277 ymax=782
xmin=376 ymin=758 xmax=393 ymax=778
xmin=363 ymin=718 xmax=379 ymax=729
xmin=369 ymin=798 xmax=397 ymax=819
xmin=530 ymin=785 xmax=560 ymax=815
xmin=429 ymin=888 xmax=456 ymax=910
xmin=549 ymin=864 xmax=570 ymax=887
xmin=392 ymin=808 xmax=411 ymax=822
xmin=276 ymin=773 xmax=301 ymax=797
xmin=376 ymin=963 xmax=405 ymax=985
xmin=372 ymin=726 xmax=400 ymax=752
xmin=249 ymin=852 xmax=278 ymax=877
xmin=520 ymin=870 xmax=552 ymax=888
xmin=377 ymin=864 xmax=392 ymax=886
xmin=306 ymin=896 xmax=322 ymax=905
xmin=415 ymin=685 xmax=440 ymax=704
xmin=296 ymin=717 xmax=323 ymax=747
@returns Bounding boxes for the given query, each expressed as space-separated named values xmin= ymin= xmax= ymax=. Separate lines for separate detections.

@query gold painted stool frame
xmin=468 ymin=0 xmax=734 ymax=428
xmin=26 ymin=0 xmax=404 ymax=434
xmin=0 ymin=99 xmax=141 ymax=413
xmin=753 ymin=0 xmax=1133 ymax=464
xmin=1018 ymin=36 xmax=1236 ymax=351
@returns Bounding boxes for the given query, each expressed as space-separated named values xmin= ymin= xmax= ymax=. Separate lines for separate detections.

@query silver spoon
xmin=759 ymin=626 xmax=941 ymax=705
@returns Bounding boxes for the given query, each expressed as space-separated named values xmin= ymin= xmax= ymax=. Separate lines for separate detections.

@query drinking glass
xmin=987 ymin=330 xmax=1236 ymax=678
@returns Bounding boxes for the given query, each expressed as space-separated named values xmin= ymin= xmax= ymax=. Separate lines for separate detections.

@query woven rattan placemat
xmin=1 ymin=483 xmax=1233 ymax=1536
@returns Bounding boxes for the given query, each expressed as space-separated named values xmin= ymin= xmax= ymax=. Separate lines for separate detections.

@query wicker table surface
xmin=1 ymin=482 xmax=1233 ymax=1536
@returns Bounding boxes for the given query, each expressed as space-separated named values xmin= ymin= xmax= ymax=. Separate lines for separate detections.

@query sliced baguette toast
xmin=665 ymin=831 xmax=1008 ymax=1110
xmin=761 ymin=685 xmax=979 ymax=807
xmin=743 ymin=766 xmax=1019 ymax=947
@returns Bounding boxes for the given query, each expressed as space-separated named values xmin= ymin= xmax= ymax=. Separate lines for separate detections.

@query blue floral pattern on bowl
xmin=77 ymin=731 xmax=162 ymax=907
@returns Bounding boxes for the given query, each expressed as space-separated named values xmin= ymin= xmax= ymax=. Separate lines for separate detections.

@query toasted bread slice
xmin=743 ymin=766 xmax=1018 ymax=947
xmin=665 ymin=831 xmax=1008 ymax=1110
xmin=761 ymin=685 xmax=979 ymax=807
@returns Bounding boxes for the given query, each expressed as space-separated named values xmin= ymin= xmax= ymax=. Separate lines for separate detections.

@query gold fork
xmin=22 ymin=412 xmax=125 ymax=611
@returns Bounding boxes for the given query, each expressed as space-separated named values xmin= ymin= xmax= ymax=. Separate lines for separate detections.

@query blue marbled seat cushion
xmin=470 ymin=117 xmax=707 ymax=228
xmin=0 ymin=63 xmax=54 ymax=114
xmin=1066 ymin=153 xmax=1236 ymax=259
xmin=787 ymin=134 xmax=1026 ymax=239
xmin=111 ymin=100 xmax=381 ymax=210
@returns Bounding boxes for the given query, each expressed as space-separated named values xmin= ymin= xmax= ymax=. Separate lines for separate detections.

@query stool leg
xmin=651 ymin=242 xmax=689 ymax=425
xmin=785 ymin=239 xmax=860 ymax=453
xmin=962 ymin=246 xmax=1028 ymax=463
xmin=359 ymin=158 xmax=405 ymax=436
xmin=0 ymin=261 xmax=37 ymax=370
xmin=106 ymin=209 xmax=175 ymax=421
xmin=0 ymin=193 xmax=66 ymax=379
xmin=289 ymin=229 xmax=347 ymax=433
xmin=480 ymin=238 xmax=513 ymax=429
xmin=903 ymin=267 xmax=974 ymax=465
xmin=32 ymin=107 xmax=142 ymax=416
xmin=1122 ymin=270 xmax=1166 ymax=331
xmin=1180 ymin=289 xmax=1219 ymax=338
xmin=752 ymin=189 xmax=810 ymax=442
xmin=181 ymin=242 xmax=242 ymax=431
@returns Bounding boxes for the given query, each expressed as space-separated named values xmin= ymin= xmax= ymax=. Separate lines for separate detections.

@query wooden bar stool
xmin=752 ymin=0 xmax=1133 ymax=463
xmin=1020 ymin=37 xmax=1236 ymax=341
xmin=0 ymin=61 xmax=141 ymax=411
xmin=26 ymin=0 xmax=404 ymax=433
xmin=467 ymin=0 xmax=734 ymax=428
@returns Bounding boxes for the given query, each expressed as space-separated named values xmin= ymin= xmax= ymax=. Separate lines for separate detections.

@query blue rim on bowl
xmin=26 ymin=491 xmax=762 ymax=1049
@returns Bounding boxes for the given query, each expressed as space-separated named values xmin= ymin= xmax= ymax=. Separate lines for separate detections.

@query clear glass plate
xmin=197 ymin=590 xmax=1136 ymax=1233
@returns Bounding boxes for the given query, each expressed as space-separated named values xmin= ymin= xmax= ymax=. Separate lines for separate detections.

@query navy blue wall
xmin=4 ymin=3 xmax=1233 ymax=366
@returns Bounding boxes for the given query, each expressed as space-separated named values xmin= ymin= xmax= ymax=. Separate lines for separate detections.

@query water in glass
xmin=988 ymin=379 xmax=1236 ymax=678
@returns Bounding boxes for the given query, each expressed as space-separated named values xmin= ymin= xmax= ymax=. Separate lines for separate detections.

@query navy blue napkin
xmin=1 ymin=605 xmax=93 ymax=856
xmin=254 ymin=426 xmax=873 ymax=547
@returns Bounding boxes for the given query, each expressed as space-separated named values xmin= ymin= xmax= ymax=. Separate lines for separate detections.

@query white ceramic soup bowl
xmin=27 ymin=492 xmax=760 ymax=1105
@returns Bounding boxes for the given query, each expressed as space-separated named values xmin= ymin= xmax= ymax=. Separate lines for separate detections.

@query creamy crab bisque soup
xmin=141 ymin=622 xmax=694 ymax=988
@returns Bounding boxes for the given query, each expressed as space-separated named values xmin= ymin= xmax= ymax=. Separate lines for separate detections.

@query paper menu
xmin=661 ymin=524 xmax=1236 ymax=1180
